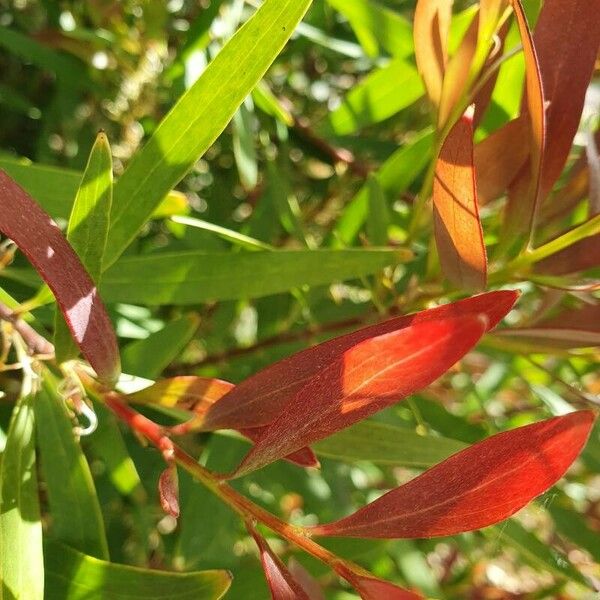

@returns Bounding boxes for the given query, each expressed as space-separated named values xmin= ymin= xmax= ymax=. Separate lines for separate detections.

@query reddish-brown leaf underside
xmin=413 ymin=0 xmax=453 ymax=106
xmin=474 ymin=117 xmax=530 ymax=205
xmin=202 ymin=290 xmax=519 ymax=433
xmin=126 ymin=376 xmax=318 ymax=468
xmin=0 ymin=169 xmax=120 ymax=384
xmin=536 ymin=234 xmax=600 ymax=277
xmin=230 ymin=313 xmax=489 ymax=478
xmin=334 ymin=564 xmax=423 ymax=600
xmin=248 ymin=525 xmax=310 ymax=600
xmin=310 ymin=411 xmax=594 ymax=539
xmin=503 ymin=0 xmax=545 ymax=241
xmin=287 ymin=559 xmax=325 ymax=600
xmin=532 ymin=0 xmax=600 ymax=200
xmin=433 ymin=107 xmax=487 ymax=290
xmin=158 ymin=463 xmax=179 ymax=518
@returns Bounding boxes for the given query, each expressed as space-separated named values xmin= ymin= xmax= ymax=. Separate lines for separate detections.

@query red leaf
xmin=474 ymin=117 xmax=530 ymax=205
xmin=0 ymin=170 xmax=120 ymax=384
xmin=248 ymin=525 xmax=310 ymax=600
xmin=126 ymin=377 xmax=319 ymax=468
xmin=433 ymin=107 xmax=487 ymax=290
xmin=230 ymin=313 xmax=488 ymax=478
xmin=202 ymin=290 xmax=519 ymax=433
xmin=339 ymin=571 xmax=422 ymax=600
xmin=536 ymin=234 xmax=600 ymax=276
xmin=310 ymin=411 xmax=594 ymax=539
xmin=158 ymin=463 xmax=179 ymax=518
xmin=532 ymin=0 xmax=600 ymax=200
xmin=287 ymin=559 xmax=325 ymax=600
xmin=503 ymin=0 xmax=546 ymax=241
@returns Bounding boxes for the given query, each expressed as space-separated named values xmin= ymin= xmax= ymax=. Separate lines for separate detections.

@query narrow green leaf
xmin=54 ymin=132 xmax=113 ymax=364
xmin=252 ymin=81 xmax=294 ymax=126
xmin=232 ymin=100 xmax=258 ymax=190
xmin=326 ymin=0 xmax=413 ymax=58
xmin=0 ymin=158 xmax=186 ymax=221
xmin=35 ymin=376 xmax=109 ymax=560
xmin=366 ymin=175 xmax=389 ymax=246
xmin=313 ymin=420 xmax=467 ymax=468
xmin=104 ymin=0 xmax=314 ymax=269
xmin=101 ymin=249 xmax=406 ymax=305
xmin=484 ymin=519 xmax=587 ymax=585
xmin=550 ymin=504 xmax=600 ymax=563
xmin=326 ymin=59 xmax=424 ymax=135
xmin=0 ymin=394 xmax=44 ymax=600
xmin=44 ymin=540 xmax=232 ymax=600
xmin=121 ymin=314 xmax=200 ymax=379
xmin=331 ymin=130 xmax=433 ymax=247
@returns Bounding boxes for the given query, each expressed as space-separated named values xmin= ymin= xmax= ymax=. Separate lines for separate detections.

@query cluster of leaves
xmin=0 ymin=0 xmax=599 ymax=598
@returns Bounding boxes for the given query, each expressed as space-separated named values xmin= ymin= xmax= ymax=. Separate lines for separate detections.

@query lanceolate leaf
xmin=336 ymin=569 xmax=422 ymax=600
xmin=474 ymin=117 xmax=530 ymax=205
xmin=310 ymin=411 xmax=595 ymax=539
xmin=532 ymin=0 xmax=600 ymax=200
xmin=503 ymin=0 xmax=545 ymax=241
xmin=433 ymin=107 xmax=487 ymax=290
xmin=126 ymin=377 xmax=317 ymax=469
xmin=103 ymin=0 xmax=313 ymax=269
xmin=202 ymin=290 xmax=518 ymax=432
xmin=536 ymin=235 xmax=600 ymax=276
xmin=0 ymin=170 xmax=120 ymax=384
xmin=0 ymin=395 xmax=44 ymax=600
xmin=36 ymin=376 xmax=109 ymax=559
xmin=54 ymin=130 xmax=113 ymax=364
xmin=230 ymin=313 xmax=488 ymax=477
xmin=248 ymin=525 xmax=310 ymax=600
xmin=44 ymin=540 xmax=232 ymax=600
xmin=100 ymin=249 xmax=406 ymax=305
xmin=413 ymin=0 xmax=452 ymax=106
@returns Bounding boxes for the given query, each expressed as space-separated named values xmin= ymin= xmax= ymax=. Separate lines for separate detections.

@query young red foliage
xmin=474 ymin=117 xmax=530 ymax=205
xmin=433 ymin=107 xmax=487 ymax=290
xmin=503 ymin=0 xmax=545 ymax=240
xmin=158 ymin=463 xmax=179 ymax=518
xmin=532 ymin=0 xmax=600 ymax=200
xmin=309 ymin=411 xmax=594 ymax=539
xmin=413 ymin=0 xmax=452 ymax=107
xmin=536 ymin=235 xmax=600 ymax=277
xmin=287 ymin=559 xmax=325 ymax=600
xmin=0 ymin=170 xmax=120 ymax=384
xmin=337 ymin=570 xmax=422 ymax=600
xmin=201 ymin=290 xmax=518 ymax=433
xmin=230 ymin=313 xmax=489 ymax=478
xmin=248 ymin=525 xmax=310 ymax=600
xmin=126 ymin=377 xmax=319 ymax=468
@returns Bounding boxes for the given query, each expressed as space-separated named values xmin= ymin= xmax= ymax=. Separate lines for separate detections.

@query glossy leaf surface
xmin=0 ymin=170 xmax=120 ymax=384
xmin=0 ymin=395 xmax=44 ymax=600
xmin=248 ymin=526 xmax=310 ymax=600
xmin=44 ymin=540 xmax=232 ymax=600
xmin=433 ymin=107 xmax=487 ymax=290
xmin=54 ymin=130 xmax=113 ymax=364
xmin=310 ymin=412 xmax=594 ymax=538
xmin=205 ymin=290 xmax=518 ymax=432
xmin=231 ymin=313 xmax=488 ymax=477
xmin=101 ymin=249 xmax=405 ymax=305
xmin=104 ymin=0 xmax=313 ymax=268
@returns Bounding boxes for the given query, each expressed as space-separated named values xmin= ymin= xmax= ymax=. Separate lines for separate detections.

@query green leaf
xmin=54 ymin=131 xmax=113 ymax=364
xmin=104 ymin=0 xmax=314 ymax=269
xmin=325 ymin=59 xmax=424 ymax=135
xmin=101 ymin=249 xmax=406 ymax=305
xmin=550 ymin=504 xmax=600 ymax=563
xmin=366 ymin=175 xmax=389 ymax=246
xmin=484 ymin=519 xmax=587 ymax=585
xmin=314 ymin=420 xmax=467 ymax=467
xmin=121 ymin=314 xmax=199 ymax=379
xmin=0 ymin=158 xmax=187 ymax=222
xmin=326 ymin=0 xmax=413 ymax=58
xmin=331 ymin=130 xmax=433 ymax=247
xmin=232 ymin=100 xmax=258 ymax=190
xmin=35 ymin=376 xmax=109 ymax=559
xmin=44 ymin=540 xmax=232 ymax=600
xmin=0 ymin=394 xmax=44 ymax=600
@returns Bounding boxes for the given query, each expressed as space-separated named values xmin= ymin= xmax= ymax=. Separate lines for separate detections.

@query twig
xmin=0 ymin=301 xmax=54 ymax=356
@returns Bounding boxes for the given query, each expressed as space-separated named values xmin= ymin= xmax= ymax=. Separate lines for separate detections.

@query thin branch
xmin=0 ymin=301 xmax=54 ymax=356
